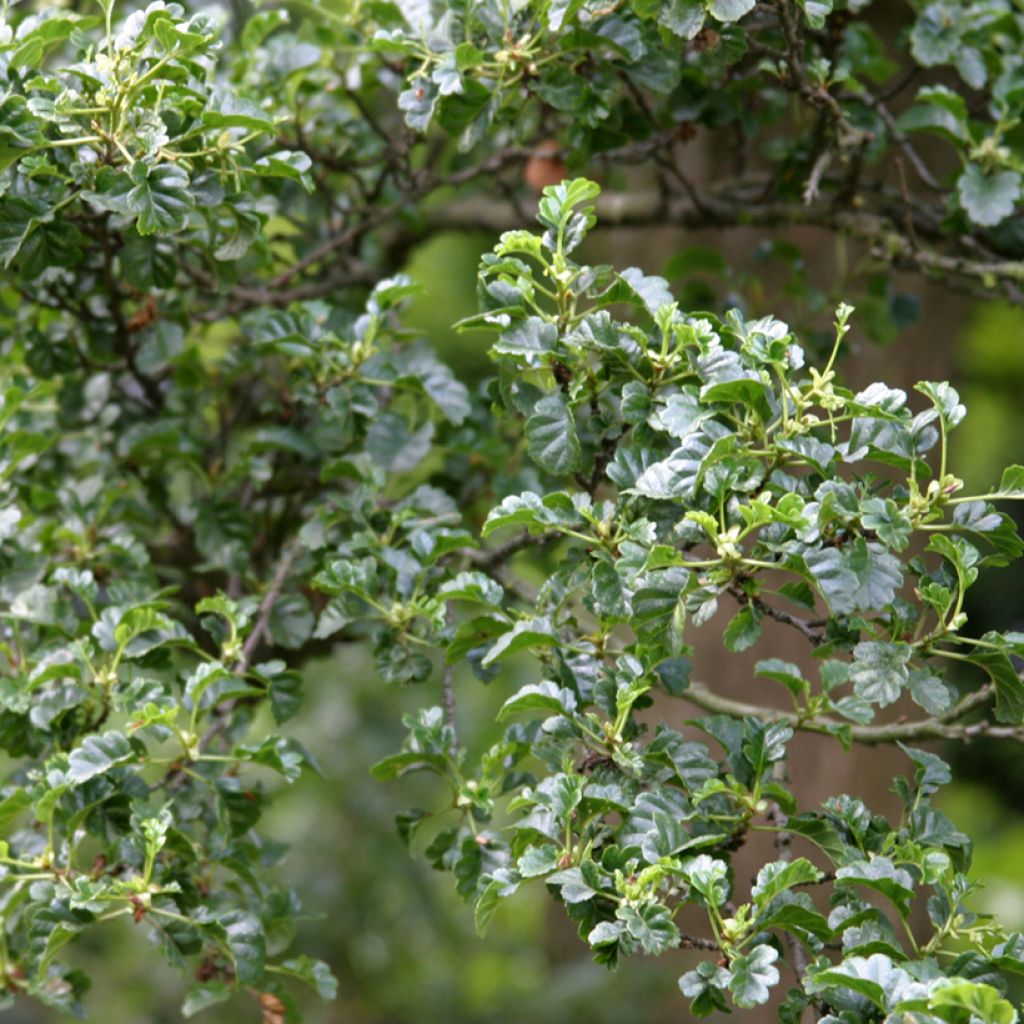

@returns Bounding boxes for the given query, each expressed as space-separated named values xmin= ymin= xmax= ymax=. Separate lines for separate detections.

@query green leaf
xmin=658 ymin=0 xmax=706 ymax=38
xmin=67 ymin=731 xmax=137 ymax=784
xmin=0 ymin=788 xmax=30 ymax=833
xmin=438 ymin=572 xmax=504 ymax=607
xmin=550 ymin=773 xmax=586 ymax=819
xmin=849 ymin=641 xmax=911 ymax=707
xmin=927 ymin=979 xmax=1018 ymax=1024
xmin=859 ymin=497 xmax=912 ymax=551
xmin=592 ymin=560 xmax=629 ymax=620
xmin=958 ymin=164 xmax=1021 ymax=228
xmin=707 ymin=0 xmax=756 ymax=22
xmin=182 ymin=981 xmax=232 ymax=1017
xmin=526 ymin=394 xmax=582 ymax=475
xmin=755 ymin=659 xmax=810 ymax=701
xmin=632 ymin=567 xmax=691 ymax=658
xmin=683 ymin=854 xmax=729 ymax=907
xmin=796 ymin=0 xmax=832 ymax=28
xmin=369 ymin=750 xmax=449 ymax=781
xmin=804 ymin=541 xmax=903 ymax=615
xmin=398 ymin=346 xmax=471 ymax=425
xmin=898 ymin=85 xmax=969 ymax=144
xmin=618 ymin=267 xmax=674 ymax=316
xmin=916 ymin=381 xmax=965 ymax=430
xmin=482 ymin=490 xmax=583 ymax=536
xmin=202 ymin=93 xmax=275 ymax=132
xmin=127 ymin=162 xmax=195 ymax=235
xmin=537 ymin=178 xmax=600 ymax=247
xmin=473 ymin=880 xmax=504 ymax=936
xmin=835 ymin=856 xmax=915 ymax=915
xmin=218 ymin=910 xmax=266 ymax=986
xmin=498 ymin=681 xmax=577 ymax=720
xmin=547 ymin=0 xmax=585 ymax=29
xmin=234 ymin=736 xmax=312 ymax=783
xmin=970 ymin=644 xmax=1024 ymax=724
xmin=268 ymin=592 xmax=314 ymax=649
xmin=728 ymin=944 xmax=779 ymax=1007
xmin=184 ymin=660 xmax=234 ymax=708
xmin=615 ymin=902 xmax=681 ymax=955
xmin=898 ymin=743 xmax=952 ymax=795
xmin=251 ymin=150 xmax=314 ymax=190
xmin=518 ymin=843 xmax=560 ymax=877
xmin=632 ymin=432 xmax=714 ymax=500
xmin=723 ymin=606 xmax=762 ymax=652
xmin=481 ymin=617 xmax=559 ymax=666
xmin=398 ymin=80 xmax=437 ymax=131
xmin=910 ymin=4 xmax=961 ymax=65
xmin=0 ymin=196 xmax=49 ymax=269
xmin=641 ymin=810 xmax=687 ymax=862
xmin=776 ymin=814 xmax=846 ymax=862
xmin=679 ymin=959 xmax=731 ymax=1016
xmin=994 ymin=465 xmax=1024 ymax=498
xmin=751 ymin=858 xmax=823 ymax=907
xmin=807 ymin=953 xmax=912 ymax=1010
xmin=754 ymin=894 xmax=832 ymax=942
xmin=273 ymin=957 xmax=339 ymax=1000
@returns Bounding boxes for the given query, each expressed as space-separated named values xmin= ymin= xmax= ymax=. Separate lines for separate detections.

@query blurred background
xmin=10 ymin=0 xmax=1024 ymax=1019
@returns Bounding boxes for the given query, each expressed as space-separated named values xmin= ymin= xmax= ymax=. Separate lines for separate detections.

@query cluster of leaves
xmin=0 ymin=4 xmax=474 ymax=1010
xmin=0 ymin=255 xmax=474 ymax=1014
xmin=0 ymin=1 xmax=311 ymax=282
xmin=4 ymin=0 xmax=1015 ymax=367
xmin=368 ymin=0 xmax=1024 ymax=307
xmin=0 ymin=0 xmax=1023 ymax=1020
xmin=366 ymin=180 xmax=1024 ymax=1020
xmin=380 ymin=0 xmax=1024 ymax=233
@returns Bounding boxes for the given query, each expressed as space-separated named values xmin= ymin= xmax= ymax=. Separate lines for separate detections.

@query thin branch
xmin=871 ymin=98 xmax=943 ymax=193
xmin=464 ymin=530 xmax=560 ymax=572
xmin=769 ymin=764 xmax=811 ymax=981
xmin=729 ymin=583 xmax=826 ymax=646
xmin=683 ymin=680 xmax=1022 ymax=744
xmin=238 ymin=541 xmax=302 ymax=671
xmin=442 ymin=603 xmax=458 ymax=755
xmin=419 ymin=188 xmax=1024 ymax=302
xmin=199 ymin=541 xmax=302 ymax=753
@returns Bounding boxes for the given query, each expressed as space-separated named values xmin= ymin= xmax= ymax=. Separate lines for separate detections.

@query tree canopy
xmin=0 ymin=1 xmax=1023 ymax=1021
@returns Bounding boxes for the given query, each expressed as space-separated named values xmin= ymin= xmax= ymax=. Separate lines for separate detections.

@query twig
xmin=199 ymin=541 xmax=302 ymax=752
xmin=464 ymin=531 xmax=560 ymax=572
xmin=420 ymin=188 xmax=1024 ymax=302
xmin=442 ymin=604 xmax=458 ymax=755
xmin=683 ymin=680 xmax=1019 ymax=745
xmin=768 ymin=765 xmax=810 ymax=981
xmin=238 ymin=541 xmax=302 ymax=671
xmin=729 ymin=583 xmax=826 ymax=646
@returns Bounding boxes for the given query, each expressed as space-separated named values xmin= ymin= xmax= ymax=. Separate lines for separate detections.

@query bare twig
xmin=238 ymin=541 xmax=302 ymax=671
xmin=683 ymin=680 xmax=1019 ymax=745
xmin=199 ymin=541 xmax=302 ymax=753
xmin=729 ymin=583 xmax=827 ymax=646
xmin=464 ymin=530 xmax=560 ymax=572
xmin=442 ymin=603 xmax=458 ymax=755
